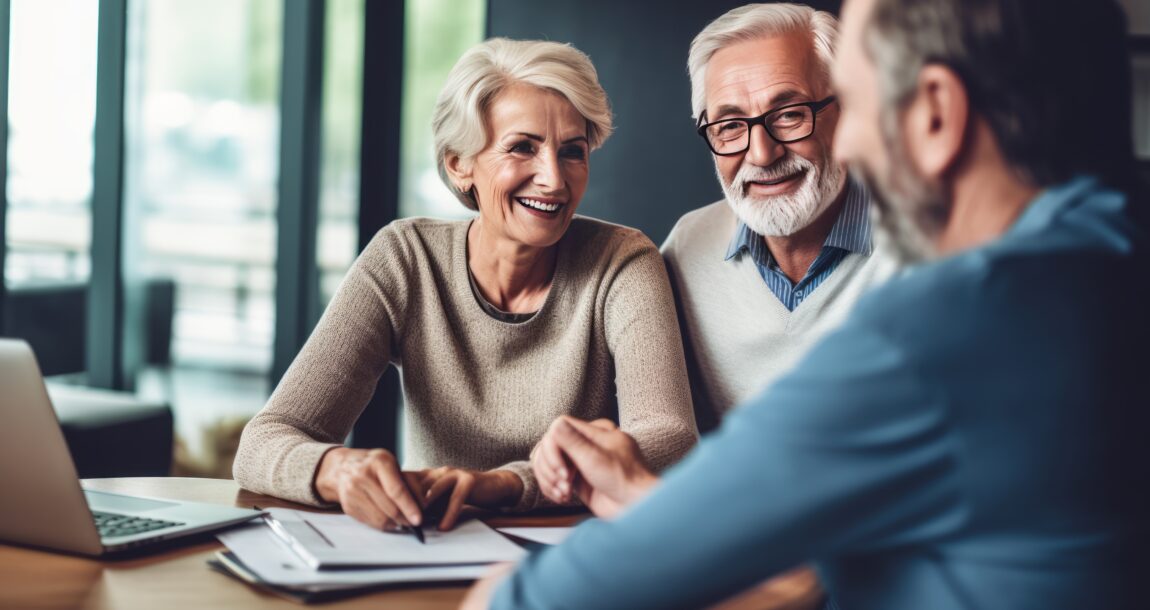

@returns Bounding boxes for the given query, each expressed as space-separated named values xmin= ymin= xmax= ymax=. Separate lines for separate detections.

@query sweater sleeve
xmin=603 ymin=234 xmax=699 ymax=473
xmin=232 ymin=228 xmax=409 ymax=505
xmin=492 ymin=318 xmax=961 ymax=609
xmin=498 ymin=231 xmax=699 ymax=513
xmin=497 ymin=460 xmax=548 ymax=512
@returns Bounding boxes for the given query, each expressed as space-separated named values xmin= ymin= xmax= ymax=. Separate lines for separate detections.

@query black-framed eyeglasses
xmin=696 ymin=96 xmax=837 ymax=156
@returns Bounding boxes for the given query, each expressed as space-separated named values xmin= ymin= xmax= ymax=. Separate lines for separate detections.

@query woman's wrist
xmin=314 ymin=446 xmax=354 ymax=503
xmin=478 ymin=469 xmax=524 ymax=508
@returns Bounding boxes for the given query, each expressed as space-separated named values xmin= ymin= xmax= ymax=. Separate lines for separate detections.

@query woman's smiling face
xmin=449 ymin=83 xmax=590 ymax=249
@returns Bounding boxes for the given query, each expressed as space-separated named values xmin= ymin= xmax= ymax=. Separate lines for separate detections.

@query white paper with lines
xmin=259 ymin=508 xmax=526 ymax=569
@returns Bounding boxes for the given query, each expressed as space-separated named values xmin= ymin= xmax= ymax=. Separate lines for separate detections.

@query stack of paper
xmin=210 ymin=508 xmax=528 ymax=603
xmin=494 ymin=527 xmax=574 ymax=546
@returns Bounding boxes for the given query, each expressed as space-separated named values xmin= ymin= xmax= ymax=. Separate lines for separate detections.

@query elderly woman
xmin=233 ymin=38 xmax=697 ymax=531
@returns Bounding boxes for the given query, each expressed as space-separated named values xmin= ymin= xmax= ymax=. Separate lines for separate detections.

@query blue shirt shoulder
xmin=492 ymin=176 xmax=1150 ymax=610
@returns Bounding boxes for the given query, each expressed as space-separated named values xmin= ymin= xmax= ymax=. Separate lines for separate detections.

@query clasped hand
xmin=315 ymin=447 xmax=523 ymax=531
xmin=530 ymin=416 xmax=659 ymax=519
xmin=460 ymin=419 xmax=661 ymax=610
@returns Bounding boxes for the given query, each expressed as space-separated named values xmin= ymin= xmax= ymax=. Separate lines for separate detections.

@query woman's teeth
xmin=518 ymin=198 xmax=562 ymax=213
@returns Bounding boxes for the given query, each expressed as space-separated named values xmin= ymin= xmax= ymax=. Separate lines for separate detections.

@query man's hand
xmin=535 ymin=416 xmax=659 ymax=519
xmin=460 ymin=562 xmax=514 ymax=610
xmin=531 ymin=418 xmax=577 ymax=503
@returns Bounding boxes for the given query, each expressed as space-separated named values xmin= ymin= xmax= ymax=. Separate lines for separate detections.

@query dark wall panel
xmin=487 ymin=0 xmax=841 ymax=243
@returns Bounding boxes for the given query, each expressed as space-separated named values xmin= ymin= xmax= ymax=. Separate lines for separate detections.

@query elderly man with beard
xmin=464 ymin=0 xmax=1150 ymax=608
xmin=531 ymin=8 xmax=888 ymax=606
xmin=538 ymin=6 xmax=895 ymax=607
xmin=665 ymin=3 xmax=898 ymax=433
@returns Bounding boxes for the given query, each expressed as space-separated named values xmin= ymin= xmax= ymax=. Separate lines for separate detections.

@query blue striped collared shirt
xmin=725 ymin=179 xmax=873 ymax=311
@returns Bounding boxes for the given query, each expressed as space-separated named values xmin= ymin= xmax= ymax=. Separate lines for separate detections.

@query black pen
xmin=399 ymin=522 xmax=425 ymax=544
xmin=393 ymin=476 xmax=426 ymax=544
xmin=384 ymin=517 xmax=425 ymax=544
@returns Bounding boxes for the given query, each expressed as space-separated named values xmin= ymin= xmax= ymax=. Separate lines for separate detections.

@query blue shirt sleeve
xmin=491 ymin=317 xmax=964 ymax=609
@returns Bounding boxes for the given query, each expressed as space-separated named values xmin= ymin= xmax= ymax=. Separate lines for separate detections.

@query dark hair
xmin=864 ymin=0 xmax=1135 ymax=190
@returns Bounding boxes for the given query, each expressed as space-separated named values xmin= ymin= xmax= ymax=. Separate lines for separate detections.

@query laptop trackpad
xmin=86 ymin=490 xmax=180 ymax=512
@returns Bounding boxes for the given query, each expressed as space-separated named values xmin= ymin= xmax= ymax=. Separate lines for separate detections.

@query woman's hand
xmin=413 ymin=467 xmax=524 ymax=530
xmin=314 ymin=447 xmax=425 ymax=529
xmin=315 ymin=448 xmax=523 ymax=531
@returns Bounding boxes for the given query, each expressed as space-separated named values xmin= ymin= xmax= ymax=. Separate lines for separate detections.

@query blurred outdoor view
xmin=4 ymin=0 xmax=485 ymax=474
xmin=6 ymin=0 xmax=98 ymax=285
xmin=399 ymin=0 xmax=485 ymax=222
xmin=125 ymin=0 xmax=285 ymax=372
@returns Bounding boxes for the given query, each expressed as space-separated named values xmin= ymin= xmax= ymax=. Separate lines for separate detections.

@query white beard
xmin=718 ymin=151 xmax=846 ymax=237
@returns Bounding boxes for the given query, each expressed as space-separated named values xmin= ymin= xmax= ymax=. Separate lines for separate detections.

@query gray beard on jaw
xmin=854 ymin=108 xmax=953 ymax=266
xmin=857 ymin=166 xmax=938 ymax=266
xmin=718 ymin=151 xmax=846 ymax=238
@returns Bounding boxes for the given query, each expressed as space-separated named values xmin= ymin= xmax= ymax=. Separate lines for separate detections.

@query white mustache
xmin=735 ymin=154 xmax=813 ymax=192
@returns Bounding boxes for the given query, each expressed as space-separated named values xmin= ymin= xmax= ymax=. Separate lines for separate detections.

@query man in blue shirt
xmin=464 ymin=0 xmax=1150 ymax=608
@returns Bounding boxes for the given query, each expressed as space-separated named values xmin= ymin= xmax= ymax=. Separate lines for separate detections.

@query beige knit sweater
xmin=234 ymin=216 xmax=698 ymax=511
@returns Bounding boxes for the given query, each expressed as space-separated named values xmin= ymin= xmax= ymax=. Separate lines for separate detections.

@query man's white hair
xmin=688 ymin=3 xmax=838 ymax=120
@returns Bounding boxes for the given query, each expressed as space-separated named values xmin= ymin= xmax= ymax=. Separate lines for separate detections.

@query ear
xmin=443 ymin=152 xmax=474 ymax=193
xmin=902 ymin=64 xmax=970 ymax=180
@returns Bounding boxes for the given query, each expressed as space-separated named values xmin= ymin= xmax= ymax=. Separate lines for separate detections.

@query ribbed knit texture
xmin=662 ymin=201 xmax=899 ymax=430
xmin=234 ymin=216 xmax=698 ymax=511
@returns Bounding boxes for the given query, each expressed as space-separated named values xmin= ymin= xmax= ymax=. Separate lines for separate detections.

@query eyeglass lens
xmin=704 ymin=105 xmax=815 ymax=154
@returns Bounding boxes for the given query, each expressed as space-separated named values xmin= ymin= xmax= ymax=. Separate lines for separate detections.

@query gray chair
xmin=47 ymin=384 xmax=173 ymax=478
xmin=3 ymin=280 xmax=176 ymax=477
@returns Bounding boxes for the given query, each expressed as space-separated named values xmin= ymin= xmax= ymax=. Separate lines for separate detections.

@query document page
xmin=218 ymin=523 xmax=489 ymax=588
xmin=495 ymin=527 xmax=574 ymax=545
xmin=263 ymin=508 xmax=526 ymax=569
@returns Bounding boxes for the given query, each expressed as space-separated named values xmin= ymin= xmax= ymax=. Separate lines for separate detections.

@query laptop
xmin=0 ymin=338 xmax=262 ymax=556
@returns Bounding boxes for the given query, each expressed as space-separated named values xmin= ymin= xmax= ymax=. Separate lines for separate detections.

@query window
xmin=1123 ymin=1 xmax=1150 ymax=163
xmin=5 ymin=0 xmax=98 ymax=286
xmin=1 ymin=0 xmax=487 ymax=475
xmin=317 ymin=0 xmax=365 ymax=306
xmin=124 ymin=0 xmax=283 ymax=371
xmin=123 ymin=0 xmax=284 ymax=470
xmin=399 ymin=0 xmax=486 ymax=221
xmin=1136 ymin=56 xmax=1150 ymax=160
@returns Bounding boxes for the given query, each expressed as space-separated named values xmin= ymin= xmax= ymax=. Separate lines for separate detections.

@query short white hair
xmin=688 ymin=3 xmax=838 ymax=121
xmin=432 ymin=38 xmax=614 ymax=210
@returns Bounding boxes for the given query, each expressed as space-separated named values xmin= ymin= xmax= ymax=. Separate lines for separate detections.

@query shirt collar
xmin=1008 ymin=175 xmax=1109 ymax=237
xmin=724 ymin=177 xmax=874 ymax=262
xmin=724 ymin=222 xmax=761 ymax=261
xmin=824 ymin=178 xmax=874 ymax=255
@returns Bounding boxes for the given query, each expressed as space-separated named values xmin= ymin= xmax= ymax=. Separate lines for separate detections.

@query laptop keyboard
xmin=92 ymin=510 xmax=184 ymax=538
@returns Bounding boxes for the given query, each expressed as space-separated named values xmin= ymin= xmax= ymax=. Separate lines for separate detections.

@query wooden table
xmin=0 ymin=478 xmax=823 ymax=610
